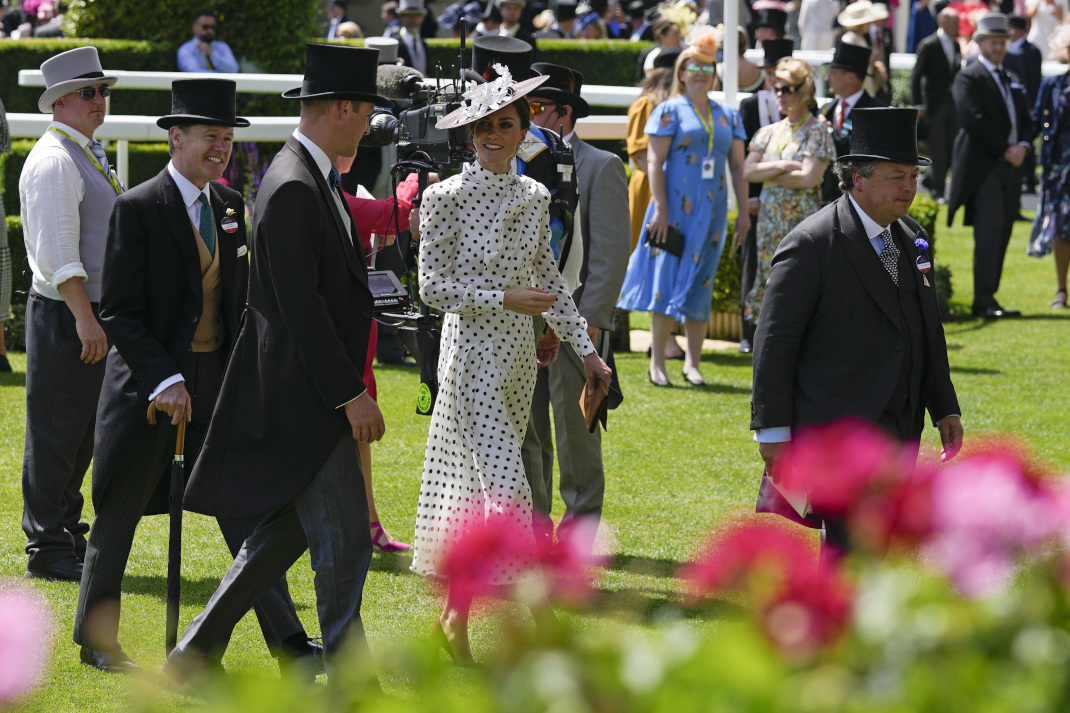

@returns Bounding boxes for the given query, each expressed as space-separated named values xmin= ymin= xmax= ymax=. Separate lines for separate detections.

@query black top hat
xmin=282 ymin=44 xmax=393 ymax=106
xmin=838 ymin=108 xmax=931 ymax=166
xmin=557 ymin=0 xmax=579 ymax=22
xmin=829 ymin=41 xmax=871 ymax=80
xmin=530 ymin=62 xmax=589 ymax=117
xmin=760 ymin=38 xmax=794 ymax=67
xmin=1007 ymin=14 xmax=1027 ymax=31
xmin=627 ymin=0 xmax=645 ymax=19
xmin=754 ymin=8 xmax=786 ymax=32
xmin=653 ymin=46 xmax=682 ymax=70
xmin=483 ymin=1 xmax=503 ymax=21
xmin=466 ymin=35 xmax=537 ymax=83
xmin=157 ymin=79 xmax=250 ymax=129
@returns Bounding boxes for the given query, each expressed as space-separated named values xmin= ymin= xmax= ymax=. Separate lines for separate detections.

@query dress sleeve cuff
xmin=753 ymin=427 xmax=792 ymax=443
xmin=475 ymin=289 xmax=504 ymax=311
xmin=149 ymin=374 xmax=185 ymax=402
xmin=50 ymin=264 xmax=89 ymax=292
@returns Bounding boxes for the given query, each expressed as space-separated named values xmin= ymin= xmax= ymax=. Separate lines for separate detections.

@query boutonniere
xmin=914 ymin=237 xmax=929 ymax=252
xmin=225 ymin=208 xmax=236 ymax=217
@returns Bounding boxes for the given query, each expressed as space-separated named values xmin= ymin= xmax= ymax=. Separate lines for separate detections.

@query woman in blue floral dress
xmin=1028 ymin=29 xmax=1070 ymax=308
xmin=617 ymin=30 xmax=750 ymax=387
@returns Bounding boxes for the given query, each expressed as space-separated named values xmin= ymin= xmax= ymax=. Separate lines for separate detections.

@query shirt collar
xmin=978 ymin=54 xmax=1001 ymax=74
xmin=848 ymin=192 xmax=894 ymax=236
xmin=293 ymin=129 xmax=334 ymax=184
xmin=167 ymin=160 xmax=211 ymax=209
xmin=400 ymin=26 xmax=418 ymax=40
xmin=842 ymin=88 xmax=865 ymax=109
xmin=936 ymin=28 xmax=954 ymax=46
xmin=49 ymin=121 xmax=91 ymax=147
xmin=562 ymin=130 xmax=576 ymax=144
xmin=1011 ymin=37 xmax=1025 ymax=51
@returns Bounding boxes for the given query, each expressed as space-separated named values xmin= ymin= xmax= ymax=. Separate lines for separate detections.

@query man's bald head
xmin=937 ymin=8 xmax=960 ymax=37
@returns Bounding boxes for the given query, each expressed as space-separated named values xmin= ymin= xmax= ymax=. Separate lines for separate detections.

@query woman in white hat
xmin=411 ymin=65 xmax=612 ymax=663
xmin=838 ymin=0 xmax=891 ymax=102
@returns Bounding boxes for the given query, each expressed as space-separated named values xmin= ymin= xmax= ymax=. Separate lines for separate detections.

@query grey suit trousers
xmin=21 ymin=291 xmax=104 ymax=564
xmin=173 ymin=432 xmax=372 ymax=660
xmin=73 ymin=350 xmax=305 ymax=652
xmin=972 ymin=161 xmax=1020 ymax=311
xmin=521 ymin=317 xmax=605 ymax=529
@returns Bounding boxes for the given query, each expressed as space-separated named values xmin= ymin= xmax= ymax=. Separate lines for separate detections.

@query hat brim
xmin=437 ymin=74 xmax=548 ymax=130
xmin=527 ymin=86 xmax=590 ymax=118
xmin=281 ymin=88 xmax=395 ymax=108
xmin=157 ymin=114 xmax=252 ymax=130
xmin=837 ymin=152 xmax=932 ymax=167
xmin=38 ymin=75 xmax=119 ymax=113
xmin=464 ymin=68 xmax=540 ymax=84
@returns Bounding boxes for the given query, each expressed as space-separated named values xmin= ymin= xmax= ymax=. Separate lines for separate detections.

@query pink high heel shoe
xmin=370 ymin=521 xmax=411 ymax=552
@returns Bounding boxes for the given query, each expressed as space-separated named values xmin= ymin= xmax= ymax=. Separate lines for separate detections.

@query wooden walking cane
xmin=149 ymin=399 xmax=188 ymax=655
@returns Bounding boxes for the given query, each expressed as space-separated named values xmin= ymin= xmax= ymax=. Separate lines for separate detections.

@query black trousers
xmin=73 ymin=350 xmax=304 ymax=653
xmin=21 ymin=291 xmax=105 ymax=564
xmin=926 ymin=97 xmax=957 ymax=199
xmin=972 ymin=161 xmax=1021 ymax=312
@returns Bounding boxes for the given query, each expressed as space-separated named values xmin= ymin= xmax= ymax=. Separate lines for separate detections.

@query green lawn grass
xmin=2 ymin=205 xmax=1068 ymax=711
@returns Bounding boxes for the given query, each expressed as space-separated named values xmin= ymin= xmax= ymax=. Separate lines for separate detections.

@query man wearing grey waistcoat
xmin=19 ymin=47 xmax=121 ymax=583
xmin=522 ymin=63 xmax=630 ymax=546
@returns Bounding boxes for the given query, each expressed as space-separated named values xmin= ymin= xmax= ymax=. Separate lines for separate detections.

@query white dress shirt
xmin=18 ymin=121 xmax=95 ymax=301
xmin=834 ymin=88 xmax=866 ymax=127
xmin=148 ymin=162 xmax=215 ymax=401
xmin=400 ymin=27 xmax=426 ymax=74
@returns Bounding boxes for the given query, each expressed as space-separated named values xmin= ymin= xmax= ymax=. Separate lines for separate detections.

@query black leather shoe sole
xmin=25 ymin=559 xmax=83 ymax=582
xmin=80 ymin=645 xmax=140 ymax=673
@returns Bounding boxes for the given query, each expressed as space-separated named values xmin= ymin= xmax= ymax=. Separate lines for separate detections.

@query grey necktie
xmin=878 ymin=229 xmax=899 ymax=286
xmin=89 ymin=139 xmax=109 ymax=174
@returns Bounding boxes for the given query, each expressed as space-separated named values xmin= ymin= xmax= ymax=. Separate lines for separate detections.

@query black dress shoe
xmin=25 ymin=553 xmax=83 ymax=582
xmin=80 ymin=645 xmax=141 ymax=673
xmin=973 ymin=306 xmax=1022 ymax=319
xmin=277 ymin=636 xmax=325 ymax=677
xmin=163 ymin=647 xmax=224 ymax=689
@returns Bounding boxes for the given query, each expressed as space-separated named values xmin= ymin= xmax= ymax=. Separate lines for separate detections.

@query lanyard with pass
xmin=689 ymin=97 xmax=717 ymax=180
xmin=48 ymin=126 xmax=124 ymax=196
xmin=773 ymin=115 xmax=808 ymax=153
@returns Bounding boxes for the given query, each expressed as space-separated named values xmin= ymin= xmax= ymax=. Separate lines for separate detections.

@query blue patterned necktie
xmin=89 ymin=139 xmax=109 ymax=174
xmin=328 ymin=166 xmax=341 ymax=191
xmin=197 ymin=193 xmax=216 ymax=258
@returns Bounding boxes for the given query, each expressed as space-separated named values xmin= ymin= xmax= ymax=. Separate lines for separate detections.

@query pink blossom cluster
xmin=0 ymin=581 xmax=54 ymax=704
xmin=679 ymin=518 xmax=853 ymax=659
xmin=437 ymin=515 xmax=606 ymax=609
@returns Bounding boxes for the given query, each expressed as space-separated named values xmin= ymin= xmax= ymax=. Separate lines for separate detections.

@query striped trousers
xmin=73 ymin=350 xmax=305 ymax=653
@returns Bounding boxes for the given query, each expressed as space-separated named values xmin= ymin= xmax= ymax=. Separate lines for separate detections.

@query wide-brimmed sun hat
xmin=837 ymin=0 xmax=889 ymax=28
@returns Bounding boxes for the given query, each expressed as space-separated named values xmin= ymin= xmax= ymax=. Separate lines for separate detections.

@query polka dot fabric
xmin=412 ymin=162 xmax=595 ymax=584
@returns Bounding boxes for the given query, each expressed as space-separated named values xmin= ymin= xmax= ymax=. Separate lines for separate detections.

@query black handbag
xmin=644 ymin=223 xmax=685 ymax=258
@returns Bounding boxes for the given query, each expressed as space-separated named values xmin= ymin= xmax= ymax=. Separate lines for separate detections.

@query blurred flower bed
xmin=7 ymin=420 xmax=1070 ymax=711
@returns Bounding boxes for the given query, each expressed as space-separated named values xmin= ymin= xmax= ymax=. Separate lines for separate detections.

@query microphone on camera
xmin=376 ymin=64 xmax=424 ymax=102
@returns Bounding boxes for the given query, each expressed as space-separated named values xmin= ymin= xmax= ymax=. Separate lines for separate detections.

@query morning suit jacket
xmin=569 ymin=137 xmax=630 ymax=331
xmin=1005 ymin=38 xmax=1043 ymax=108
xmin=1034 ymin=74 xmax=1069 ymax=170
xmin=94 ymin=170 xmax=249 ymax=515
xmin=910 ymin=32 xmax=961 ymax=115
xmin=947 ymin=58 xmax=1034 ymax=226
xmin=750 ymin=195 xmax=959 ymax=435
xmin=385 ymin=26 xmax=428 ymax=73
xmin=184 ymin=136 xmax=374 ymax=519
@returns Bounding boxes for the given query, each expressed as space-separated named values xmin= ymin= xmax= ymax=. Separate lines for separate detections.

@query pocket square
xmin=237 ymin=245 xmax=248 ymax=257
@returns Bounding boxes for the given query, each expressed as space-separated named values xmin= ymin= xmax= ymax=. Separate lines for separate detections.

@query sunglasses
xmin=686 ymin=64 xmax=716 ymax=75
xmin=77 ymin=85 xmax=111 ymax=101
xmin=529 ymin=100 xmax=560 ymax=116
xmin=774 ymin=83 xmax=801 ymax=95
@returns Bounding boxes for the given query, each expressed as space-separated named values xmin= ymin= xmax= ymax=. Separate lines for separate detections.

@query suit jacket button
xmin=193 ymin=317 xmax=199 ymax=323
xmin=895 ymin=342 xmax=903 ymax=351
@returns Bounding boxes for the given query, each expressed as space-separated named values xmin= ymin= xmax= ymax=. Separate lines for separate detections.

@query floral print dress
xmin=744 ymin=115 xmax=835 ymax=323
xmin=617 ymin=95 xmax=746 ymax=323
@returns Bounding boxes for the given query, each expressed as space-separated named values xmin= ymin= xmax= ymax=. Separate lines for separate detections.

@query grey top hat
xmin=365 ymin=36 xmax=403 ymax=64
xmin=397 ymin=0 xmax=427 ymax=14
xmin=974 ymin=13 xmax=1010 ymax=39
xmin=38 ymin=46 xmax=119 ymax=114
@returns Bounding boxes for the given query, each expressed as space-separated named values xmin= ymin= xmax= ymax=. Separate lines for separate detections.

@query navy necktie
xmin=328 ymin=166 xmax=341 ymax=191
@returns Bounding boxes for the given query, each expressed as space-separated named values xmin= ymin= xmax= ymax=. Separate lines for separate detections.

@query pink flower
xmin=777 ymin=418 xmax=906 ymax=519
xmin=0 ymin=582 xmax=54 ymax=703
xmin=680 ymin=518 xmax=852 ymax=658
xmin=926 ymin=446 xmax=1062 ymax=597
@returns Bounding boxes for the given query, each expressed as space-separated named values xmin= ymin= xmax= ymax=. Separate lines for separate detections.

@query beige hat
xmin=837 ymin=0 xmax=889 ymax=28
xmin=38 ymin=46 xmax=119 ymax=113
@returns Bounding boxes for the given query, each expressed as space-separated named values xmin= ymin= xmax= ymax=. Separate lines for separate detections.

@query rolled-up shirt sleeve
xmin=22 ymin=150 xmax=87 ymax=290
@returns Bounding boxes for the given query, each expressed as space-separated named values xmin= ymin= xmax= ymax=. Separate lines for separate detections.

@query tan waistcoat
xmin=190 ymin=220 xmax=224 ymax=352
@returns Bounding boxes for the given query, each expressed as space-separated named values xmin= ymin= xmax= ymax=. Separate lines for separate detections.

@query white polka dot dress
xmin=411 ymin=162 xmax=595 ymax=584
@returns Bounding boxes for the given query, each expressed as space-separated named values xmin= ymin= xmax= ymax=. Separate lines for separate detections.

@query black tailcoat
xmin=910 ymin=32 xmax=961 ymax=115
xmin=94 ymin=170 xmax=248 ymax=515
xmin=751 ymin=195 xmax=959 ymax=435
xmin=947 ymin=58 xmax=1034 ymax=226
xmin=184 ymin=136 xmax=373 ymax=519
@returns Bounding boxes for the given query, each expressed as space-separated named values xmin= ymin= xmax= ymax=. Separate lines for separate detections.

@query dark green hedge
xmin=1 ymin=140 xmax=171 ymax=218
xmin=65 ymin=0 xmax=318 ymax=75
